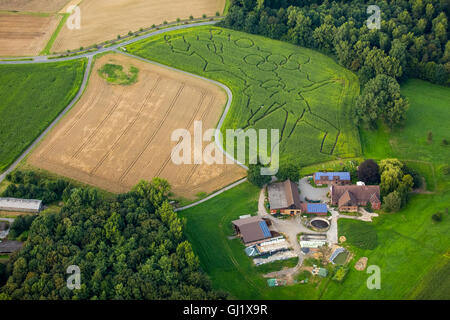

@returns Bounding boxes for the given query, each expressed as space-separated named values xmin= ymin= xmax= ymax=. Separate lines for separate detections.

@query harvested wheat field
xmin=52 ymin=0 xmax=225 ymax=52
xmin=0 ymin=12 xmax=61 ymax=56
xmin=0 ymin=0 xmax=70 ymax=12
xmin=29 ymin=53 xmax=245 ymax=199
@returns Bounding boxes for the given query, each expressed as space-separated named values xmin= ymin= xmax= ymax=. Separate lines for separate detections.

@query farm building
xmin=313 ymin=172 xmax=351 ymax=186
xmin=232 ymin=216 xmax=274 ymax=246
xmin=331 ymin=185 xmax=381 ymax=212
xmin=0 ymin=197 xmax=43 ymax=213
xmin=301 ymin=203 xmax=328 ymax=215
xmin=0 ymin=240 xmax=23 ymax=254
xmin=268 ymin=180 xmax=301 ymax=215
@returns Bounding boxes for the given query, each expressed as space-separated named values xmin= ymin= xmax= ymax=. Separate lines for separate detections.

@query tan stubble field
xmin=28 ymin=53 xmax=246 ymax=199
xmin=52 ymin=0 xmax=225 ymax=52
xmin=0 ymin=12 xmax=61 ymax=56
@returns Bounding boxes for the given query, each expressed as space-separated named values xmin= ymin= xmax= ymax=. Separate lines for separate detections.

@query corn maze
xmin=127 ymin=26 xmax=361 ymax=165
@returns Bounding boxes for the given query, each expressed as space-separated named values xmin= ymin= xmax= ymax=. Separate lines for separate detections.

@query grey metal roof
xmin=0 ymin=197 xmax=42 ymax=211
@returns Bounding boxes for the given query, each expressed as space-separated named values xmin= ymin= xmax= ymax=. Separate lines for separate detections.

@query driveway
xmin=298 ymin=177 xmax=330 ymax=202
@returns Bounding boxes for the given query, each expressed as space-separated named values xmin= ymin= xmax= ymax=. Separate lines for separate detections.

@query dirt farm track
xmin=28 ymin=53 xmax=246 ymax=198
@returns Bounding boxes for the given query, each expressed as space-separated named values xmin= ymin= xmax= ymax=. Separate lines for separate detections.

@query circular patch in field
xmin=257 ymin=61 xmax=277 ymax=71
xmin=267 ymin=54 xmax=287 ymax=65
xmin=234 ymin=38 xmax=254 ymax=48
xmin=244 ymin=54 xmax=265 ymax=65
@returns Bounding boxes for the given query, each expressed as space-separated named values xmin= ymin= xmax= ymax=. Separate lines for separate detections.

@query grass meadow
xmin=127 ymin=26 xmax=361 ymax=167
xmin=0 ymin=59 xmax=86 ymax=172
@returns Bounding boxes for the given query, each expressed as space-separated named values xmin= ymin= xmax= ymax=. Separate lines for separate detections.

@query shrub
xmin=357 ymin=159 xmax=380 ymax=185
xmin=442 ymin=139 xmax=449 ymax=146
xmin=176 ymin=18 xmax=181 ymax=22
xmin=247 ymin=164 xmax=271 ymax=188
xmin=276 ymin=161 xmax=301 ymax=182
xmin=332 ymin=266 xmax=349 ymax=282
xmin=216 ymin=11 xmax=220 ymax=16
xmin=163 ymin=20 xmax=168 ymax=24
xmin=189 ymin=15 xmax=194 ymax=20
xmin=432 ymin=212 xmax=442 ymax=222
xmin=383 ymin=190 xmax=402 ymax=212
xmin=202 ymin=14 xmax=207 ymax=18
xmin=8 ymin=215 xmax=37 ymax=239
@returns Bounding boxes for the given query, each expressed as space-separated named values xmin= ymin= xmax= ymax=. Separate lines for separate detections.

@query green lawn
xmin=126 ymin=26 xmax=361 ymax=166
xmin=359 ymin=79 xmax=450 ymax=190
xmin=0 ymin=59 xmax=86 ymax=172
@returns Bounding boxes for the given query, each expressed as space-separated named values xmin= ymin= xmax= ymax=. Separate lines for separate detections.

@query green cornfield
xmin=127 ymin=26 xmax=361 ymax=166
xmin=0 ymin=59 xmax=86 ymax=172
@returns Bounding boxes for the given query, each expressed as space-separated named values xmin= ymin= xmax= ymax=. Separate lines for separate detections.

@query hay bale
xmin=354 ymin=257 xmax=368 ymax=271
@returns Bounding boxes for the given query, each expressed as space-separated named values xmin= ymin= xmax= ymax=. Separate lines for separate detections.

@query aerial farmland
xmin=0 ymin=0 xmax=448 ymax=306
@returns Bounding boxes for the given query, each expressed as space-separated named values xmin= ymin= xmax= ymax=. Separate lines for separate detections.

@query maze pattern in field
xmin=128 ymin=27 xmax=361 ymax=165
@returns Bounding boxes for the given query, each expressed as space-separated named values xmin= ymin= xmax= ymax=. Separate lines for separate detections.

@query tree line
xmin=0 ymin=177 xmax=225 ymax=300
xmin=221 ymin=0 xmax=449 ymax=128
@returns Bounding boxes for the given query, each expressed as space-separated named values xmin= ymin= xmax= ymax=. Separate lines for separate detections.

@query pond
xmin=310 ymin=219 xmax=330 ymax=229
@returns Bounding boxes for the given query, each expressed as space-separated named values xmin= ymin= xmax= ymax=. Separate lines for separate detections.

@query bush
xmin=189 ymin=15 xmax=194 ymax=20
xmin=357 ymin=159 xmax=380 ymax=185
xmin=432 ymin=212 xmax=442 ymax=222
xmin=216 ymin=11 xmax=220 ymax=16
xmin=332 ymin=266 xmax=349 ymax=283
xmin=383 ymin=191 xmax=402 ymax=212
xmin=276 ymin=161 xmax=301 ymax=182
xmin=247 ymin=164 xmax=271 ymax=188
xmin=202 ymin=14 xmax=207 ymax=18
xmin=8 ymin=215 xmax=37 ymax=239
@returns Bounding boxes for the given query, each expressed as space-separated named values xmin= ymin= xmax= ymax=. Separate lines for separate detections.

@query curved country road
xmin=0 ymin=20 xmax=249 ymax=210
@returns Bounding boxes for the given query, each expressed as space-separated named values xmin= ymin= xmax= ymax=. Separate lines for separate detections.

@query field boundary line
xmin=174 ymin=178 xmax=248 ymax=212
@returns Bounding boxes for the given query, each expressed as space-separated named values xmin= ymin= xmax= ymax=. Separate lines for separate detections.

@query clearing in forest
xmin=127 ymin=26 xmax=361 ymax=166
xmin=29 ymin=53 xmax=245 ymax=199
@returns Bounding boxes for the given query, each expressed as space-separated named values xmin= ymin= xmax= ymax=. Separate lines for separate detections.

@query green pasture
xmin=359 ymin=79 xmax=450 ymax=190
xmin=126 ymin=26 xmax=361 ymax=166
xmin=0 ymin=59 xmax=86 ymax=172
xmin=180 ymin=181 xmax=449 ymax=299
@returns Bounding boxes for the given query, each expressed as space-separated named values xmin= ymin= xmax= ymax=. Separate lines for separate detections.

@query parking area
xmin=298 ymin=177 xmax=330 ymax=202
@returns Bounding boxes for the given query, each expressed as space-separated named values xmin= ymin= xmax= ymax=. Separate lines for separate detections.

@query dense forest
xmin=221 ymin=0 xmax=449 ymax=127
xmin=0 ymin=177 xmax=224 ymax=300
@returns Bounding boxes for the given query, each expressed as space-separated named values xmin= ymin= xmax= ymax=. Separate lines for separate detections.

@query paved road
xmin=0 ymin=21 xmax=218 ymax=65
